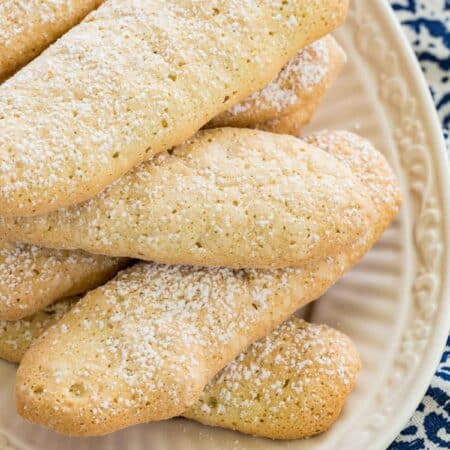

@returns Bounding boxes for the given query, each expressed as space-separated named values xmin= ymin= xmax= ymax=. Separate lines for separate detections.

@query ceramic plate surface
xmin=1 ymin=1 xmax=449 ymax=449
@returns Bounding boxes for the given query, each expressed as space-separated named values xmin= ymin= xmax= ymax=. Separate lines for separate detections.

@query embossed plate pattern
xmin=0 ymin=1 xmax=449 ymax=449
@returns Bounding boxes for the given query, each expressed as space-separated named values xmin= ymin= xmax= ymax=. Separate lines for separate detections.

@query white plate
xmin=1 ymin=1 xmax=449 ymax=449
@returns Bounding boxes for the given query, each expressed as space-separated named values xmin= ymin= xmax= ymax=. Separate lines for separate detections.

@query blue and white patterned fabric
xmin=388 ymin=1 xmax=450 ymax=449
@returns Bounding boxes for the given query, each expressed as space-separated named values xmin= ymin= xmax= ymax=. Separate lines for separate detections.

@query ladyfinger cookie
xmin=2 ymin=304 xmax=360 ymax=440
xmin=185 ymin=317 xmax=360 ymax=440
xmin=0 ymin=296 xmax=78 ymax=363
xmin=15 ymin=131 xmax=399 ymax=436
xmin=0 ymin=128 xmax=375 ymax=269
xmin=0 ymin=1 xmax=103 ymax=82
xmin=0 ymin=0 xmax=349 ymax=217
xmin=0 ymin=241 xmax=127 ymax=320
xmin=16 ymin=255 xmax=353 ymax=436
xmin=303 ymin=130 xmax=401 ymax=241
xmin=208 ymin=35 xmax=346 ymax=130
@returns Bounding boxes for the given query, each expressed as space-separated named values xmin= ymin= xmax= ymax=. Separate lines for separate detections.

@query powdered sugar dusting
xmin=0 ymin=1 xmax=82 ymax=45
xmin=189 ymin=317 xmax=359 ymax=424
xmin=0 ymin=296 xmax=77 ymax=361
xmin=0 ymin=240 xmax=124 ymax=316
xmin=0 ymin=1 xmax=104 ymax=82
xmin=303 ymin=130 xmax=402 ymax=227
xmin=227 ymin=37 xmax=331 ymax=116
xmin=56 ymin=262 xmax=297 ymax=397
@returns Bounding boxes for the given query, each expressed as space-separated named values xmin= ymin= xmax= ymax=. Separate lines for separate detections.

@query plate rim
xmin=350 ymin=2 xmax=450 ymax=449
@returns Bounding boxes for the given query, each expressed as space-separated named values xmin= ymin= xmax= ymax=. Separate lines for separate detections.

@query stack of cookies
xmin=0 ymin=0 xmax=401 ymax=441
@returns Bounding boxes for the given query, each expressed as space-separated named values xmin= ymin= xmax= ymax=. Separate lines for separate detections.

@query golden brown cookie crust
xmin=209 ymin=35 xmax=346 ymax=131
xmin=0 ymin=296 xmax=78 ymax=362
xmin=185 ymin=317 xmax=360 ymax=440
xmin=0 ymin=241 xmax=128 ymax=320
